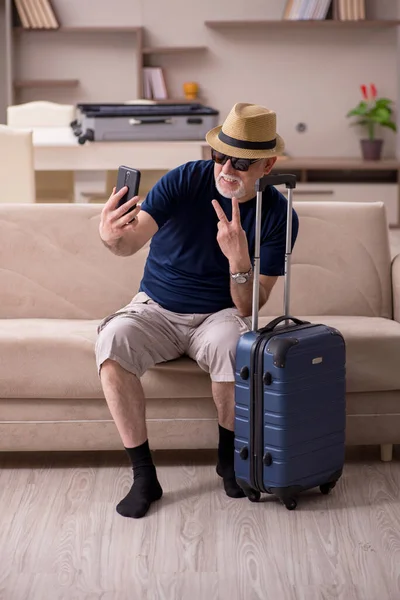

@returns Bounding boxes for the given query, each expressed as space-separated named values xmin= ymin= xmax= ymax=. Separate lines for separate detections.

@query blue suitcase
xmin=234 ymin=174 xmax=346 ymax=510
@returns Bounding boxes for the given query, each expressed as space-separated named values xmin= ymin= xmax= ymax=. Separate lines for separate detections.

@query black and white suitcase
xmin=71 ymin=102 xmax=219 ymax=144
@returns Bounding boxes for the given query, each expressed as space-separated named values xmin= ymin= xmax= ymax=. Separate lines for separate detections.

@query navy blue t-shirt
xmin=139 ymin=160 xmax=299 ymax=314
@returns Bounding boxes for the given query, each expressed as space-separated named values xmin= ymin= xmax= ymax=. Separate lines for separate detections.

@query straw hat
xmin=206 ymin=102 xmax=285 ymax=159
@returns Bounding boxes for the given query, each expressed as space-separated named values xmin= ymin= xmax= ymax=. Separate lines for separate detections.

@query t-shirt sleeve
xmin=260 ymin=200 xmax=299 ymax=277
xmin=140 ymin=165 xmax=188 ymax=229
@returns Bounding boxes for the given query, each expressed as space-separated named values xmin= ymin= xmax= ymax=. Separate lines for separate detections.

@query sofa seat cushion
xmin=0 ymin=319 xmax=212 ymax=399
xmin=258 ymin=315 xmax=400 ymax=393
xmin=1 ymin=315 xmax=400 ymax=400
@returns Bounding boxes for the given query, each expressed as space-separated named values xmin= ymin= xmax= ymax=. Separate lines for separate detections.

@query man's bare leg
xmin=100 ymin=359 xmax=163 ymax=518
xmin=100 ymin=358 xmax=147 ymax=447
xmin=212 ymin=382 xmax=245 ymax=499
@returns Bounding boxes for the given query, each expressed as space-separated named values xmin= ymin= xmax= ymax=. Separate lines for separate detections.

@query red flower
xmin=360 ymin=84 xmax=368 ymax=99
xmin=370 ymin=83 xmax=377 ymax=98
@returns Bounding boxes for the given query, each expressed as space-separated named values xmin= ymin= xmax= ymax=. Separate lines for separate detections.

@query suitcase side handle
xmin=255 ymin=174 xmax=297 ymax=192
xmin=259 ymin=315 xmax=310 ymax=333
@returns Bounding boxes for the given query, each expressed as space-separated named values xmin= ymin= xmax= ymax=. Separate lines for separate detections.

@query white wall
xmin=4 ymin=0 xmax=399 ymax=157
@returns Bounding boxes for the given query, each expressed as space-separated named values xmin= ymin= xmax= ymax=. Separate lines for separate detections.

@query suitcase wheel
xmin=248 ymin=491 xmax=261 ymax=502
xmin=246 ymin=489 xmax=261 ymax=502
xmin=235 ymin=479 xmax=261 ymax=502
xmin=320 ymin=482 xmax=336 ymax=495
xmin=283 ymin=498 xmax=297 ymax=511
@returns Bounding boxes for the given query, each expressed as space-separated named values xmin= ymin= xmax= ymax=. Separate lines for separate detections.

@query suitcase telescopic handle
xmin=255 ymin=174 xmax=296 ymax=192
xmin=251 ymin=173 xmax=297 ymax=332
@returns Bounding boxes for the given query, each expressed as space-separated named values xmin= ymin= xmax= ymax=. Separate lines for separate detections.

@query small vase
xmin=360 ymin=139 xmax=383 ymax=161
xmin=183 ymin=82 xmax=199 ymax=100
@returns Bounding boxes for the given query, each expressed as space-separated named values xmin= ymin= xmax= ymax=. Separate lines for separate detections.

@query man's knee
xmin=95 ymin=316 xmax=147 ymax=378
xmin=99 ymin=357 xmax=131 ymax=377
xmin=96 ymin=317 xmax=131 ymax=362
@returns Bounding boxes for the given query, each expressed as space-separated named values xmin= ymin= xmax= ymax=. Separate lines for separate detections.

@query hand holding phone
xmin=99 ymin=165 xmax=141 ymax=247
xmin=115 ymin=165 xmax=141 ymax=217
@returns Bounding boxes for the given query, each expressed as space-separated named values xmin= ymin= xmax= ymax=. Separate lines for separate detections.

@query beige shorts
xmin=95 ymin=291 xmax=251 ymax=382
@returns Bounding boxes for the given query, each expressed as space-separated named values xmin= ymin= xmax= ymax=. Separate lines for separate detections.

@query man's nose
xmin=222 ymin=159 xmax=236 ymax=175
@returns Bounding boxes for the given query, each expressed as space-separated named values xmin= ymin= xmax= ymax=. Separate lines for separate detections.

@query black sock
xmin=216 ymin=424 xmax=245 ymax=499
xmin=116 ymin=440 xmax=163 ymax=518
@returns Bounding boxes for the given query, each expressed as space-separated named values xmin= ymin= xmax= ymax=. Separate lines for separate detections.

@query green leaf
xmin=375 ymin=98 xmax=393 ymax=108
xmin=372 ymin=107 xmax=391 ymax=121
xmin=383 ymin=121 xmax=397 ymax=132
xmin=347 ymin=101 xmax=369 ymax=118
xmin=368 ymin=108 xmax=397 ymax=130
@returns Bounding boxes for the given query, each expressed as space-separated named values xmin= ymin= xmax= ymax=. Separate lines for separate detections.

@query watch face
xmin=235 ymin=275 xmax=247 ymax=284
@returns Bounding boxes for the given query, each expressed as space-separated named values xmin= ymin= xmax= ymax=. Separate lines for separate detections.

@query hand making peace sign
xmin=212 ymin=197 xmax=252 ymax=272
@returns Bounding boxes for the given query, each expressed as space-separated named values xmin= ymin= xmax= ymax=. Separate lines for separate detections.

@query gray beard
xmin=215 ymin=174 xmax=246 ymax=199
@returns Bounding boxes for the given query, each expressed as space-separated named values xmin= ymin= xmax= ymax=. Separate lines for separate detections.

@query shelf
xmin=13 ymin=79 xmax=80 ymax=88
xmin=142 ymin=45 xmax=207 ymax=54
xmin=13 ymin=26 xmax=142 ymax=34
xmin=134 ymin=98 xmax=204 ymax=104
xmin=204 ymin=19 xmax=400 ymax=29
xmin=274 ymin=157 xmax=399 ymax=170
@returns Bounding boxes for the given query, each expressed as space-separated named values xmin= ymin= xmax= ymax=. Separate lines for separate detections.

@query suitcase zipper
xmin=249 ymin=337 xmax=261 ymax=491
xmin=255 ymin=337 xmax=269 ymax=493
xmin=250 ymin=335 xmax=269 ymax=493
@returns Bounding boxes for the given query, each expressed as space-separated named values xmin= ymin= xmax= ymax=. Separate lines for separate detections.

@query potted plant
xmin=346 ymin=84 xmax=397 ymax=160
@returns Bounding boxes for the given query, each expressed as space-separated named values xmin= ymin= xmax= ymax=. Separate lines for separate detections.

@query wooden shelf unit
xmin=142 ymin=45 xmax=207 ymax=55
xmin=141 ymin=37 xmax=207 ymax=100
xmin=8 ymin=24 xmax=207 ymax=101
xmin=272 ymin=157 xmax=399 ymax=184
xmin=13 ymin=26 xmax=142 ymax=34
xmin=274 ymin=157 xmax=400 ymax=170
xmin=271 ymin=157 xmax=400 ymax=228
xmin=13 ymin=79 xmax=80 ymax=88
xmin=9 ymin=24 xmax=144 ymax=100
xmin=204 ymin=19 xmax=400 ymax=28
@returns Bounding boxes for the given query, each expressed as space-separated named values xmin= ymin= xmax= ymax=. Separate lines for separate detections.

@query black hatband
xmin=218 ymin=130 xmax=276 ymax=150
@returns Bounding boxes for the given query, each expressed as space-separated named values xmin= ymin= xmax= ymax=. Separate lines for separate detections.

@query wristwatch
xmin=230 ymin=267 xmax=253 ymax=284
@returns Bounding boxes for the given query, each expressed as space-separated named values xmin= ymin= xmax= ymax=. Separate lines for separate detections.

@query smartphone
xmin=116 ymin=165 xmax=141 ymax=216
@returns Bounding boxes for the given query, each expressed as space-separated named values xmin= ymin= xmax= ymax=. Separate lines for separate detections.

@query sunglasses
xmin=211 ymin=149 xmax=262 ymax=172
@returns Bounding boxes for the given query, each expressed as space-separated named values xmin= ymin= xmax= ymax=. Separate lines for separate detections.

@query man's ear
xmin=263 ymin=157 xmax=278 ymax=175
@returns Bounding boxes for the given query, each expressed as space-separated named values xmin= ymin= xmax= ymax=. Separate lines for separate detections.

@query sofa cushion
xmin=0 ymin=201 xmax=392 ymax=321
xmin=258 ymin=315 xmax=400 ymax=393
xmin=1 ymin=315 xmax=400 ymax=400
xmin=0 ymin=204 xmax=148 ymax=320
xmin=260 ymin=201 xmax=392 ymax=319
xmin=0 ymin=319 xmax=212 ymax=399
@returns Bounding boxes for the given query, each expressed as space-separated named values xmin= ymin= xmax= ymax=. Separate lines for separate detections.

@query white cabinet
xmin=277 ymin=183 xmax=398 ymax=226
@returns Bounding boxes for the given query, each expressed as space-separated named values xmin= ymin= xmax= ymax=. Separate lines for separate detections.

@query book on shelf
xmin=142 ymin=67 xmax=168 ymax=100
xmin=337 ymin=0 xmax=365 ymax=20
xmin=283 ymin=0 xmax=365 ymax=20
xmin=13 ymin=0 xmax=30 ymax=28
xmin=13 ymin=0 xmax=59 ymax=29
xmin=37 ymin=0 xmax=59 ymax=28
xmin=283 ymin=0 xmax=333 ymax=20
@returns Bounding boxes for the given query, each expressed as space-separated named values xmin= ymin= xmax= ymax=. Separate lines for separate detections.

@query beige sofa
xmin=1 ymin=200 xmax=400 ymax=460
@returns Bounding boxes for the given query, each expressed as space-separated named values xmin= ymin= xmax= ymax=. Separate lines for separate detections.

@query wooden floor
xmin=0 ymin=447 xmax=399 ymax=600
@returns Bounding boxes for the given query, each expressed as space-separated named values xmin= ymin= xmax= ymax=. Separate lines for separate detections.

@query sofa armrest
xmin=392 ymin=253 xmax=400 ymax=322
